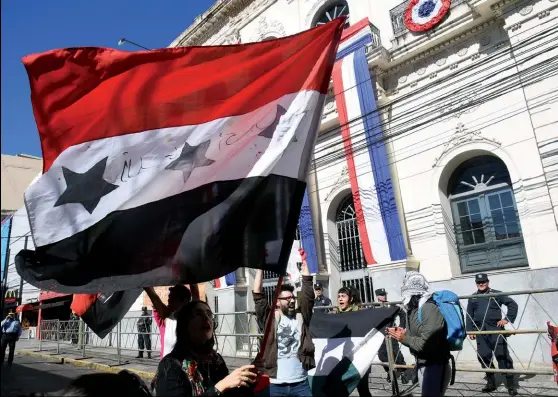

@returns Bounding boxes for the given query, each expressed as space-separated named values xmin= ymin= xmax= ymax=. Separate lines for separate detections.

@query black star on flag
xmin=258 ymin=105 xmax=287 ymax=139
xmin=54 ymin=157 xmax=119 ymax=214
xmin=165 ymin=140 xmax=215 ymax=182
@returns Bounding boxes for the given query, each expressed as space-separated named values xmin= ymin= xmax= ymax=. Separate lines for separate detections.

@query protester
xmin=1 ymin=310 xmax=22 ymax=366
xmin=313 ymin=283 xmax=332 ymax=313
xmin=388 ymin=271 xmax=451 ymax=397
xmin=137 ymin=306 xmax=153 ymax=359
xmin=334 ymin=286 xmax=371 ymax=397
xmin=69 ymin=312 xmax=79 ymax=345
xmin=466 ymin=273 xmax=518 ymax=396
xmin=144 ymin=284 xmax=198 ymax=358
xmin=375 ymin=288 xmax=409 ymax=385
xmin=154 ymin=300 xmax=256 ymax=396
xmin=252 ymin=248 xmax=314 ymax=396
xmin=336 ymin=286 xmax=359 ymax=312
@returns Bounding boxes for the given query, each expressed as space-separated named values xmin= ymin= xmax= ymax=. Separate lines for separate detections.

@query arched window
xmin=336 ymin=194 xmax=365 ymax=272
xmin=314 ymin=1 xmax=350 ymax=29
xmin=448 ymin=155 xmax=527 ymax=272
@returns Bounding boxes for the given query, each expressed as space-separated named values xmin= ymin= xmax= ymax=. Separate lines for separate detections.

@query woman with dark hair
xmin=154 ymin=300 xmax=257 ymax=396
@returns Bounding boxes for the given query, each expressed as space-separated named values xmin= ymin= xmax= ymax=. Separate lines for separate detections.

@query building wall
xmin=175 ymin=0 xmax=556 ymax=281
xmin=384 ymin=0 xmax=558 ymax=281
xmin=1 ymin=154 xmax=42 ymax=215
xmin=5 ymin=198 xmax=41 ymax=306
xmin=164 ymin=0 xmax=558 ymax=362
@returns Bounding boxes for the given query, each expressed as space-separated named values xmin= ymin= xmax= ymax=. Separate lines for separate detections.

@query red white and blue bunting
xmin=332 ymin=19 xmax=407 ymax=265
xmin=404 ymin=0 xmax=451 ymax=32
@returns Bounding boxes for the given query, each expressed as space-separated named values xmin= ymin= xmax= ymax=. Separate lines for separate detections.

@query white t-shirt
xmin=162 ymin=314 xmax=177 ymax=358
xmin=271 ymin=315 xmax=307 ymax=384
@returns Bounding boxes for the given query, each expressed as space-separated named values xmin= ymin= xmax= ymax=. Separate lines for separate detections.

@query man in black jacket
xmin=466 ymin=273 xmax=518 ymax=395
xmin=375 ymin=288 xmax=409 ymax=384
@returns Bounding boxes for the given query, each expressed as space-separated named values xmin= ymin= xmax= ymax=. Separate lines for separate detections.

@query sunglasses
xmin=476 ymin=281 xmax=488 ymax=285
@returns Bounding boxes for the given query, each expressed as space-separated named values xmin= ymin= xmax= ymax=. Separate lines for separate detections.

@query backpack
xmin=418 ymin=290 xmax=466 ymax=351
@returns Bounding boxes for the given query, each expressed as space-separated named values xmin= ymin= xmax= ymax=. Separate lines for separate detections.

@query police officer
xmin=314 ymin=283 xmax=332 ymax=313
xmin=375 ymin=288 xmax=409 ymax=384
xmin=136 ymin=307 xmax=152 ymax=359
xmin=466 ymin=274 xmax=518 ymax=396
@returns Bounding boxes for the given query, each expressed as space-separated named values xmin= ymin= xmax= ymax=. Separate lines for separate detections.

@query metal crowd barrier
xmin=37 ymin=287 xmax=556 ymax=394
xmin=38 ymin=311 xmax=263 ymax=365
xmin=312 ymin=287 xmax=557 ymax=396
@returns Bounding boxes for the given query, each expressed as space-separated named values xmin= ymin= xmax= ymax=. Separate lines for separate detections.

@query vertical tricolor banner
xmin=333 ymin=19 xmax=406 ymax=265
xmin=214 ymin=271 xmax=237 ymax=289
xmin=297 ymin=190 xmax=319 ymax=274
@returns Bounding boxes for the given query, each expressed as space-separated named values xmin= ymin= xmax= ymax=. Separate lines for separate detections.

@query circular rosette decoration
xmin=404 ymin=0 xmax=451 ymax=32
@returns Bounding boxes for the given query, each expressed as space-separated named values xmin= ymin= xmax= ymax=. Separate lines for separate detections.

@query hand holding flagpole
xmin=299 ymin=248 xmax=310 ymax=276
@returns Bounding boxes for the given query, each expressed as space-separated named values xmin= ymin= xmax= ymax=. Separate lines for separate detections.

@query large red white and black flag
xmin=15 ymin=19 xmax=344 ymax=293
xmin=71 ymin=290 xmax=141 ymax=338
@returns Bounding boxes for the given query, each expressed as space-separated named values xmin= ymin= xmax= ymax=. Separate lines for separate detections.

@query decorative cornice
xmin=324 ymin=165 xmax=349 ymax=202
xmin=503 ymin=1 xmax=557 ymax=32
xmin=491 ymin=0 xmax=520 ymax=16
xmin=171 ymin=0 xmax=278 ymax=47
xmin=432 ymin=123 xmax=501 ymax=167
xmin=386 ymin=18 xmax=499 ymax=75
xmin=250 ymin=15 xmax=286 ymax=41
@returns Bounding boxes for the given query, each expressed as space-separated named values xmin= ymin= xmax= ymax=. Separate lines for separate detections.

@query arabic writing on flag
xmin=15 ymin=19 xmax=344 ymax=293
xmin=308 ymin=307 xmax=398 ymax=397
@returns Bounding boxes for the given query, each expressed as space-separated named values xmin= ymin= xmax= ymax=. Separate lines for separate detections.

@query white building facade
xmin=173 ymin=0 xmax=558 ymax=361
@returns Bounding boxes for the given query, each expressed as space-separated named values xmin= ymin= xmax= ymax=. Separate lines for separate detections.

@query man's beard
xmin=281 ymin=305 xmax=296 ymax=316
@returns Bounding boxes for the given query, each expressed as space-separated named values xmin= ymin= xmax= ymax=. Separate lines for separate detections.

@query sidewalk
xmin=15 ymin=339 xmax=557 ymax=396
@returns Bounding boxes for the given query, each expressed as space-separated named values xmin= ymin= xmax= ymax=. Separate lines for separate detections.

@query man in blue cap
xmin=313 ymin=283 xmax=332 ymax=313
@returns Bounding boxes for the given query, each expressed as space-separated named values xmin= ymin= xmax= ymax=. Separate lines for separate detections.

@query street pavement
xmin=10 ymin=339 xmax=558 ymax=396
xmin=1 ymin=355 xmax=100 ymax=396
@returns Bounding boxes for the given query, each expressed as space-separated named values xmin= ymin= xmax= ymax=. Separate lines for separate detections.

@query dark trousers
xmin=378 ymin=338 xmax=407 ymax=372
xmin=138 ymin=332 xmax=151 ymax=352
xmin=356 ymin=368 xmax=372 ymax=397
xmin=476 ymin=334 xmax=514 ymax=381
xmin=1 ymin=334 xmax=17 ymax=364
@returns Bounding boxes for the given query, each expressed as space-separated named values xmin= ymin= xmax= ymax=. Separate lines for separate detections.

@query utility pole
xmin=17 ymin=236 xmax=28 ymax=320
xmin=0 ymin=247 xmax=10 ymax=318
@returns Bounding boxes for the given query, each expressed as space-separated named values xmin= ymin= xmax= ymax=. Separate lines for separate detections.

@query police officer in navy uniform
xmin=314 ymin=283 xmax=332 ymax=313
xmin=466 ymin=273 xmax=518 ymax=396
xmin=136 ymin=306 xmax=152 ymax=359
xmin=375 ymin=288 xmax=409 ymax=384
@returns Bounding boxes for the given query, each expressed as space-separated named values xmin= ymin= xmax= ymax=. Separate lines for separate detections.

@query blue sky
xmin=1 ymin=0 xmax=215 ymax=157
